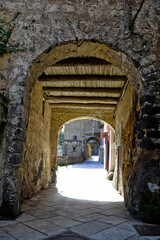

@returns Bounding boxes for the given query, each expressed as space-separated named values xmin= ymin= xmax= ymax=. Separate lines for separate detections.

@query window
xmin=73 ymin=135 xmax=77 ymax=140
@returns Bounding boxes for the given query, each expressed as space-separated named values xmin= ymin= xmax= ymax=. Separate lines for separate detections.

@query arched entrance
xmin=22 ymin=41 xmax=138 ymax=215
xmin=1 ymin=40 xmax=159 ymax=224
xmin=57 ymin=119 xmax=102 ymax=165
xmin=85 ymin=137 xmax=100 ymax=159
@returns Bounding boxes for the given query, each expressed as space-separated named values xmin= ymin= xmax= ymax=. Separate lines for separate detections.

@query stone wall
xmin=113 ymin=81 xmax=134 ymax=195
xmin=63 ymin=141 xmax=83 ymax=158
xmin=0 ymin=93 xmax=9 ymax=206
xmin=62 ymin=119 xmax=100 ymax=159
xmin=18 ymin=82 xmax=51 ymax=201
xmin=0 ymin=0 xmax=159 ymax=220
xmin=64 ymin=119 xmax=100 ymax=142
xmin=57 ymin=156 xmax=83 ymax=166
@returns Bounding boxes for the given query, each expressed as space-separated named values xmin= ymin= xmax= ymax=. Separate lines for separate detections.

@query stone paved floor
xmin=0 ymin=157 xmax=159 ymax=240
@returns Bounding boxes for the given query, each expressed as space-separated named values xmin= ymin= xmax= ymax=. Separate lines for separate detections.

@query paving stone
xmin=70 ymin=220 xmax=112 ymax=236
xmin=1 ymin=161 xmax=156 ymax=240
xmin=45 ymin=216 xmax=81 ymax=228
xmin=3 ymin=222 xmax=46 ymax=240
xmin=98 ymin=215 xmax=127 ymax=225
xmin=113 ymin=210 xmax=131 ymax=219
xmin=52 ymin=209 xmax=81 ymax=218
xmin=96 ymin=204 xmax=121 ymax=211
xmin=117 ymin=222 xmax=138 ymax=233
xmin=21 ymin=204 xmax=36 ymax=211
xmin=91 ymin=226 xmax=136 ymax=240
xmin=0 ymin=220 xmax=16 ymax=228
xmin=25 ymin=209 xmax=58 ymax=219
xmin=75 ymin=208 xmax=98 ymax=216
xmin=37 ymin=201 xmax=57 ymax=207
xmin=0 ymin=231 xmax=16 ymax=240
xmin=72 ymin=203 xmax=95 ymax=210
xmin=26 ymin=200 xmax=44 ymax=207
xmin=73 ymin=213 xmax=106 ymax=223
xmin=34 ymin=204 xmax=57 ymax=212
xmin=24 ymin=219 xmax=65 ymax=236
xmin=16 ymin=212 xmax=37 ymax=222
xmin=98 ymin=208 xmax=125 ymax=216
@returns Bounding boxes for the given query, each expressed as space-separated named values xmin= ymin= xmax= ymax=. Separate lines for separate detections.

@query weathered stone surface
xmin=0 ymin=93 xmax=9 ymax=206
xmin=140 ymin=138 xmax=154 ymax=150
xmin=125 ymin=150 xmax=160 ymax=223
xmin=142 ymin=104 xmax=160 ymax=116
xmin=0 ymin=0 xmax=159 ymax=222
xmin=147 ymin=130 xmax=160 ymax=138
xmin=140 ymin=94 xmax=156 ymax=105
xmin=141 ymin=116 xmax=159 ymax=130
xmin=18 ymin=82 xmax=51 ymax=201
xmin=113 ymin=81 xmax=135 ymax=196
xmin=60 ymin=119 xmax=100 ymax=159
xmin=9 ymin=154 xmax=23 ymax=165
xmin=57 ymin=156 xmax=83 ymax=166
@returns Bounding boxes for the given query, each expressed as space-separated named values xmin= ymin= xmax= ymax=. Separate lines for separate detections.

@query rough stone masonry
xmin=0 ymin=0 xmax=159 ymax=223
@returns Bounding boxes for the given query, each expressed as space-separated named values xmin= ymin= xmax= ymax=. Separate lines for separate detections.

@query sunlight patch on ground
xmin=56 ymin=157 xmax=124 ymax=202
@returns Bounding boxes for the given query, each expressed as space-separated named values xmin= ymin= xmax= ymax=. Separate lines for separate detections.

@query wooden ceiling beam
xmin=44 ymin=65 xmax=124 ymax=76
xmin=49 ymin=103 xmax=116 ymax=109
xmin=47 ymin=96 xmax=118 ymax=104
xmin=51 ymin=108 xmax=114 ymax=115
xmin=43 ymin=87 xmax=121 ymax=94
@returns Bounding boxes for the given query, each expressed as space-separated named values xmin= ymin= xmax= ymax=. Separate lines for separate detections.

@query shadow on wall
xmin=0 ymin=94 xmax=9 ymax=208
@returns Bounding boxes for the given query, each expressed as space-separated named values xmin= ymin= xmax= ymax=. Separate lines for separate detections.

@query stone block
xmin=137 ymin=130 xmax=145 ymax=139
xmin=140 ymin=54 xmax=157 ymax=67
xmin=140 ymin=137 xmax=154 ymax=150
xmin=147 ymin=130 xmax=160 ymax=138
xmin=142 ymin=104 xmax=160 ymax=116
xmin=155 ymin=142 xmax=160 ymax=149
xmin=141 ymin=116 xmax=159 ymax=130
xmin=9 ymin=154 xmax=23 ymax=165
xmin=145 ymin=73 xmax=159 ymax=83
xmin=140 ymin=65 xmax=156 ymax=76
xmin=13 ymin=128 xmax=26 ymax=141
xmin=8 ymin=141 xmax=23 ymax=153
xmin=140 ymin=94 xmax=156 ymax=105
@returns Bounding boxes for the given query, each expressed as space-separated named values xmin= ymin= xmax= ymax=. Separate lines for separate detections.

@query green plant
xmin=59 ymin=127 xmax=70 ymax=147
xmin=59 ymin=127 xmax=63 ymax=147
xmin=0 ymin=12 xmax=23 ymax=55
xmin=138 ymin=189 xmax=160 ymax=224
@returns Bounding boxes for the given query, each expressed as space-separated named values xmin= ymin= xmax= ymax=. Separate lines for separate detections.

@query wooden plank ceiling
xmin=38 ymin=57 xmax=127 ymax=115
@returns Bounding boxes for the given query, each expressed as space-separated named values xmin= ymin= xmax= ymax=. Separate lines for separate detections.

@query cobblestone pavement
xmin=0 ymin=157 xmax=159 ymax=240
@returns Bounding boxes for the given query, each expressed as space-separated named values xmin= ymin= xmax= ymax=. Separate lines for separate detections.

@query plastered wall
xmin=18 ymin=82 xmax=51 ymax=201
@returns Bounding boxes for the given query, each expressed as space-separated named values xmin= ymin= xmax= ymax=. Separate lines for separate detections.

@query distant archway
xmin=85 ymin=137 xmax=100 ymax=159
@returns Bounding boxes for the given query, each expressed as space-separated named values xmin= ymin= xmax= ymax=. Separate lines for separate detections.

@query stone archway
xmin=1 ymin=40 xmax=159 ymax=224
xmin=85 ymin=137 xmax=100 ymax=159
xmin=22 ymin=41 xmax=139 ymax=216
xmin=53 ymin=116 xmax=114 ymax=175
xmin=0 ymin=41 xmax=142 ymax=217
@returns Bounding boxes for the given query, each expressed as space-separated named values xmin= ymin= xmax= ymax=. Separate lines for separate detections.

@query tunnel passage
xmin=85 ymin=137 xmax=100 ymax=159
xmin=19 ymin=42 xmax=135 ymax=212
xmin=1 ymin=41 xmax=159 ymax=223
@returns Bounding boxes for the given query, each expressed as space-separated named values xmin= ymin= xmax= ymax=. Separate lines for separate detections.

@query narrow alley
xmin=0 ymin=157 xmax=158 ymax=240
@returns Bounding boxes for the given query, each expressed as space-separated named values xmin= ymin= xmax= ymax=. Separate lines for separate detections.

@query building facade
xmin=57 ymin=119 xmax=101 ymax=165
